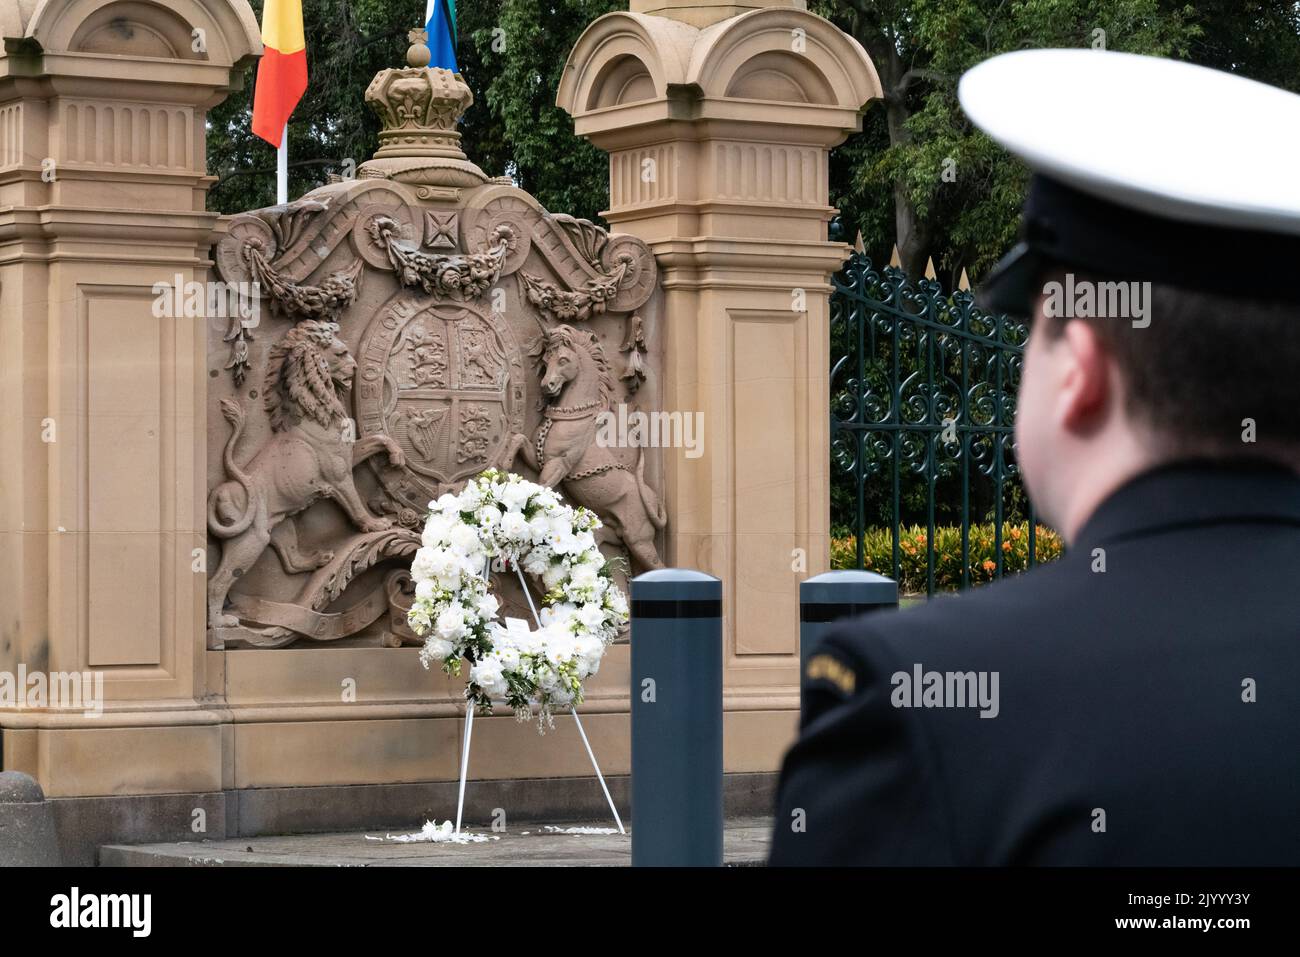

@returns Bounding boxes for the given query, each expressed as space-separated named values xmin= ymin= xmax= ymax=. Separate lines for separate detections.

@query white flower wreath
xmin=406 ymin=469 xmax=629 ymax=728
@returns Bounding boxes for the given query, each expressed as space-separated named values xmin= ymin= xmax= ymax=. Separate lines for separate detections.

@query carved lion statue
xmin=206 ymin=319 xmax=405 ymax=630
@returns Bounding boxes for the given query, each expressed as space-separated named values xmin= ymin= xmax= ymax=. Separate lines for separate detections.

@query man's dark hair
xmin=1036 ymin=269 xmax=1300 ymax=464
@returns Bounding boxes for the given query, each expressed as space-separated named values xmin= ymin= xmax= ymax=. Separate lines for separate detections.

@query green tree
xmin=207 ymin=0 xmax=617 ymax=222
xmin=815 ymin=0 xmax=1207 ymax=283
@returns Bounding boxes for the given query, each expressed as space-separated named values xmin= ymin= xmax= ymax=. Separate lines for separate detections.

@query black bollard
xmin=799 ymin=569 xmax=898 ymax=679
xmin=630 ymin=568 xmax=723 ymax=867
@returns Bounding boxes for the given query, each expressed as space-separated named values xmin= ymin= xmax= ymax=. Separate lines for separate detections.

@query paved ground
xmin=100 ymin=816 xmax=774 ymax=867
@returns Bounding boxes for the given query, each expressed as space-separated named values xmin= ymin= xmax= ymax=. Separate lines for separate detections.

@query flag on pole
xmin=252 ymin=0 xmax=307 ymax=148
xmin=425 ymin=0 xmax=458 ymax=71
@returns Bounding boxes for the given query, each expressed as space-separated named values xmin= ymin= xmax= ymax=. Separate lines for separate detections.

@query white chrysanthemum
xmin=410 ymin=547 xmax=438 ymax=580
xmin=474 ymin=590 xmax=500 ymax=620
xmin=458 ymin=481 xmax=484 ymax=511
xmin=421 ymin=513 xmax=454 ymax=547
xmin=448 ymin=522 xmax=482 ymax=556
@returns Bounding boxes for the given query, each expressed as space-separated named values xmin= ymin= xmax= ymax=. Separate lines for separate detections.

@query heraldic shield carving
xmin=205 ymin=36 xmax=664 ymax=649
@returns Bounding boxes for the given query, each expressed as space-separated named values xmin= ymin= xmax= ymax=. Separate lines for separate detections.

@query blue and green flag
xmin=424 ymin=0 xmax=458 ymax=71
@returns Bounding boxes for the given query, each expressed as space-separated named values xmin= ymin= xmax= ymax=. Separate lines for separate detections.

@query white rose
xmin=435 ymin=603 xmax=469 ymax=641
xmin=422 ymin=636 xmax=454 ymax=661
xmin=470 ymin=657 xmax=506 ymax=697
xmin=414 ymin=578 xmax=436 ymax=601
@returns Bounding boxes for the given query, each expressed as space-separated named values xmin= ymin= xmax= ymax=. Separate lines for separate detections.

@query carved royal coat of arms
xmin=206 ymin=42 xmax=663 ymax=649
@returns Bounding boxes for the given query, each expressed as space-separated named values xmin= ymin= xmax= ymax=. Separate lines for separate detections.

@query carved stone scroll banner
xmin=207 ymin=37 xmax=664 ymax=649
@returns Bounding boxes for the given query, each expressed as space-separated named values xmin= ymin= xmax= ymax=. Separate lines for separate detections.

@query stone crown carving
xmin=358 ymin=34 xmax=487 ymax=188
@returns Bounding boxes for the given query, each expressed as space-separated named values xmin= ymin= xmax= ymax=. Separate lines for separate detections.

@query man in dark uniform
xmin=770 ymin=50 xmax=1300 ymax=865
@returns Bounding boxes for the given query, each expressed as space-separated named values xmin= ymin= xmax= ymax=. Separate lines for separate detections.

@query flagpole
xmin=276 ymin=122 xmax=288 ymax=204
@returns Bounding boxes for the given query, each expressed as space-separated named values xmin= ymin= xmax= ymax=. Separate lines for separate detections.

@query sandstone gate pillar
xmin=559 ymin=0 xmax=879 ymax=768
xmin=0 ymin=0 xmax=259 ymax=822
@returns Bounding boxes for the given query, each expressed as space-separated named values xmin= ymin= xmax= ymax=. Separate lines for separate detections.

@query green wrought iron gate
xmin=829 ymin=253 xmax=1057 ymax=596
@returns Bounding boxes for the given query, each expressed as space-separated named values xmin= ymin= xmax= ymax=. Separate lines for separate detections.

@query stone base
xmin=48 ymin=772 xmax=778 ymax=866
xmin=100 ymin=815 xmax=776 ymax=867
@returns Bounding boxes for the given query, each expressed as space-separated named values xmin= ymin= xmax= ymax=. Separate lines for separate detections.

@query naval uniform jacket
xmin=769 ymin=461 xmax=1300 ymax=865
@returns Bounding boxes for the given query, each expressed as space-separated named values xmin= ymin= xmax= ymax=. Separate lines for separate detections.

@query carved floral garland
xmin=519 ymin=263 xmax=625 ymax=323
xmin=406 ymin=469 xmax=629 ymax=728
xmin=368 ymin=216 xmax=514 ymax=299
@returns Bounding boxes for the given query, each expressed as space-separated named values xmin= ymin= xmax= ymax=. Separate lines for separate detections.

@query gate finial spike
xmin=958 ymin=268 xmax=971 ymax=291
xmin=888 ymin=245 xmax=901 ymax=268
xmin=924 ymin=257 xmax=937 ymax=280
xmin=854 ymin=230 xmax=866 ymax=254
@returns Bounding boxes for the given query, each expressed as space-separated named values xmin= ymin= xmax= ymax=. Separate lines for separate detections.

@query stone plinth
xmin=559 ymin=1 xmax=880 ymax=770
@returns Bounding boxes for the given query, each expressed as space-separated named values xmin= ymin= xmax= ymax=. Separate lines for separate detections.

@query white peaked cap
xmin=959 ymin=49 xmax=1300 ymax=235
xmin=957 ymin=49 xmax=1300 ymax=313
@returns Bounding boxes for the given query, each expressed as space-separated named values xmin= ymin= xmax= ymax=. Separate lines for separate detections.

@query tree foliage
xmin=207 ymin=0 xmax=617 ymax=222
xmin=209 ymin=1 xmax=1300 ymax=283
xmin=818 ymin=0 xmax=1300 ymax=282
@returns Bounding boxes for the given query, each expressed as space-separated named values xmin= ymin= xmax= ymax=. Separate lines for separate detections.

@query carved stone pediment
xmin=206 ymin=37 xmax=665 ymax=649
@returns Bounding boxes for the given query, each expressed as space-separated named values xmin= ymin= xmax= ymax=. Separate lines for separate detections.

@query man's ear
xmin=1057 ymin=319 xmax=1112 ymax=434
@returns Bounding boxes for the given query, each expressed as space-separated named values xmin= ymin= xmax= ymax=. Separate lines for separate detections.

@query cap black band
xmin=978 ymin=175 xmax=1300 ymax=315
